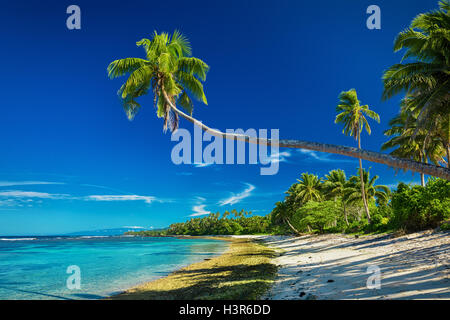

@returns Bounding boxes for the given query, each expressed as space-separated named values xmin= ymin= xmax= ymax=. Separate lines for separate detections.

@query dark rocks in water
xmin=355 ymin=235 xmax=359 ymax=239
xmin=327 ymin=279 xmax=335 ymax=283
xmin=299 ymin=292 xmax=306 ymax=297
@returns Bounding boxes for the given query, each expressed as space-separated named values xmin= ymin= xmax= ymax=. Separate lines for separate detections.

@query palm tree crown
xmin=107 ymin=30 xmax=209 ymax=132
xmin=344 ymin=169 xmax=390 ymax=207
xmin=335 ymin=89 xmax=380 ymax=140
xmin=292 ymin=173 xmax=323 ymax=204
xmin=382 ymin=0 xmax=449 ymax=127
xmin=323 ymin=169 xmax=347 ymax=200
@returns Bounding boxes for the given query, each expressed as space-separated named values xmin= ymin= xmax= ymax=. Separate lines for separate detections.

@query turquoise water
xmin=0 ymin=236 xmax=227 ymax=300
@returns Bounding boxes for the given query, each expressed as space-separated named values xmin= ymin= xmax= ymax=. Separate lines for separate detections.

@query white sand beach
xmin=235 ymin=231 xmax=450 ymax=300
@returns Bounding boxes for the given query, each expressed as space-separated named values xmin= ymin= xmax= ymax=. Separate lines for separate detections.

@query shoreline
xmin=109 ymin=237 xmax=277 ymax=300
xmin=109 ymin=230 xmax=449 ymax=300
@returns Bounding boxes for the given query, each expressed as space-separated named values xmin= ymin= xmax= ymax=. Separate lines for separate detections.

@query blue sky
xmin=0 ymin=0 xmax=438 ymax=235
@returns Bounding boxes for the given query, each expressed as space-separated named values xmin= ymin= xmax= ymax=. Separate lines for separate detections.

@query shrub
xmin=390 ymin=179 xmax=450 ymax=232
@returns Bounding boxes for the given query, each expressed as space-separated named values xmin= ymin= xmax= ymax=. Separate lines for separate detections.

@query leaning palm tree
xmin=292 ymin=173 xmax=323 ymax=205
xmin=382 ymin=0 xmax=450 ymax=130
xmin=335 ymin=89 xmax=380 ymax=223
xmin=107 ymin=30 xmax=209 ymax=132
xmin=344 ymin=169 xmax=390 ymax=212
xmin=107 ymin=31 xmax=450 ymax=180
xmin=271 ymin=201 xmax=301 ymax=234
xmin=323 ymin=169 xmax=349 ymax=225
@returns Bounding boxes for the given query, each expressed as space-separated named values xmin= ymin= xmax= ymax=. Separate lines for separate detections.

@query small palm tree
xmin=323 ymin=169 xmax=349 ymax=225
xmin=292 ymin=173 xmax=323 ymax=205
xmin=344 ymin=169 xmax=390 ymax=214
xmin=107 ymin=30 xmax=209 ymax=132
xmin=335 ymin=89 xmax=380 ymax=223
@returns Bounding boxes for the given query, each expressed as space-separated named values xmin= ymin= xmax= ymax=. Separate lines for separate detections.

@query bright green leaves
xmin=335 ymin=89 xmax=380 ymax=139
xmin=108 ymin=30 xmax=209 ymax=130
xmin=177 ymin=57 xmax=210 ymax=81
xmin=107 ymin=58 xmax=148 ymax=79
xmin=178 ymin=91 xmax=194 ymax=115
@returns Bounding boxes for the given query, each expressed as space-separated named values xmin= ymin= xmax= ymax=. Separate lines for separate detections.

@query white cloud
xmin=193 ymin=162 xmax=214 ymax=168
xmin=85 ymin=195 xmax=156 ymax=204
xmin=0 ymin=181 xmax=65 ymax=187
xmin=189 ymin=204 xmax=211 ymax=217
xmin=218 ymin=183 xmax=255 ymax=206
xmin=0 ymin=190 xmax=65 ymax=199
xmin=265 ymin=151 xmax=291 ymax=164
xmin=297 ymin=149 xmax=355 ymax=163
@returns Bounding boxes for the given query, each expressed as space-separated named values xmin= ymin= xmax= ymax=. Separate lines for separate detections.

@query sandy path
xmin=238 ymin=231 xmax=449 ymax=300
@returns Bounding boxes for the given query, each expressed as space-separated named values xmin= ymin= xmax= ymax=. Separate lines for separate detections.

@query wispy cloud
xmin=176 ymin=172 xmax=193 ymax=176
xmin=193 ymin=162 xmax=214 ymax=168
xmin=264 ymin=151 xmax=291 ymax=164
xmin=297 ymin=149 xmax=355 ymax=163
xmin=188 ymin=196 xmax=211 ymax=216
xmin=190 ymin=204 xmax=211 ymax=216
xmin=218 ymin=183 xmax=255 ymax=206
xmin=84 ymin=195 xmax=156 ymax=204
xmin=0 ymin=190 xmax=66 ymax=199
xmin=0 ymin=188 xmax=162 ymax=208
xmin=0 ymin=181 xmax=65 ymax=187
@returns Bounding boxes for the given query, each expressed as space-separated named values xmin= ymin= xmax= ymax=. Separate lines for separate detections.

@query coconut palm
xmin=292 ymin=173 xmax=323 ymax=205
xmin=108 ymin=31 xmax=450 ymax=180
xmin=382 ymin=0 xmax=450 ymax=129
xmin=323 ymin=169 xmax=349 ymax=225
xmin=382 ymin=107 xmax=446 ymax=185
xmin=335 ymin=89 xmax=380 ymax=223
xmin=107 ymin=30 xmax=209 ymax=132
xmin=344 ymin=169 xmax=390 ymax=213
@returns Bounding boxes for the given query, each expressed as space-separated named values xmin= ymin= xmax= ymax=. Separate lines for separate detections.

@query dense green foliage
xmin=127 ymin=170 xmax=449 ymax=237
xmin=127 ymin=209 xmax=273 ymax=236
xmin=390 ymin=178 xmax=450 ymax=231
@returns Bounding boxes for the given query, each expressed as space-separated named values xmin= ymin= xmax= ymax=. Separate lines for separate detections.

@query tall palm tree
xmin=344 ymin=169 xmax=390 ymax=212
xmin=107 ymin=30 xmax=209 ymax=132
xmin=382 ymin=0 xmax=449 ymax=131
xmin=335 ymin=89 xmax=380 ymax=223
xmin=292 ymin=173 xmax=323 ymax=205
xmin=323 ymin=169 xmax=349 ymax=225
xmin=108 ymin=31 xmax=450 ymax=180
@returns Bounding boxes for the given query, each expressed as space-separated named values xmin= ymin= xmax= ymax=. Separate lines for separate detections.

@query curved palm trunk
xmin=161 ymin=89 xmax=450 ymax=180
xmin=284 ymin=218 xmax=301 ymax=235
xmin=343 ymin=202 xmax=349 ymax=226
xmin=358 ymin=132 xmax=371 ymax=223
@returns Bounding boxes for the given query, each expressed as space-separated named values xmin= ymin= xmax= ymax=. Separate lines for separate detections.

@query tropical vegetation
xmin=121 ymin=1 xmax=450 ymax=239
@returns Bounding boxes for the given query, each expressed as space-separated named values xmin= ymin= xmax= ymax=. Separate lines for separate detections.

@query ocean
xmin=0 ymin=236 xmax=227 ymax=300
